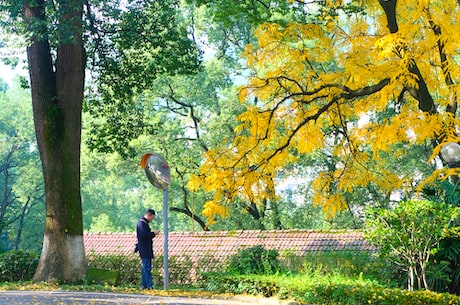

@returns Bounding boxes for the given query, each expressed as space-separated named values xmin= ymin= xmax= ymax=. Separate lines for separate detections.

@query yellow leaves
xmin=295 ymin=122 xmax=324 ymax=154
xmin=410 ymin=112 xmax=443 ymax=144
xmin=253 ymin=23 xmax=283 ymax=49
xmin=188 ymin=121 xmax=291 ymax=223
xmin=309 ymin=144 xmax=412 ymax=219
xmin=237 ymin=107 xmax=271 ymax=140
xmin=375 ymin=170 xmax=403 ymax=194
xmin=349 ymin=17 xmax=369 ymax=36
xmin=202 ymin=200 xmax=230 ymax=225
xmin=360 ymin=106 xmax=443 ymax=161
xmin=320 ymin=194 xmax=348 ymax=220
xmin=187 ymin=174 xmax=202 ymax=192
xmin=191 ymin=0 xmax=460 ymax=225
xmin=420 ymin=167 xmax=460 ymax=192
xmin=311 ymin=172 xmax=347 ymax=219
xmin=375 ymin=35 xmax=399 ymax=61
xmin=243 ymin=21 xmax=332 ymax=83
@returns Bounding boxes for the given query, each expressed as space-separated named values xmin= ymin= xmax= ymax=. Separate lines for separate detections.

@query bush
xmin=0 ymin=250 xmax=38 ymax=281
xmin=292 ymin=250 xmax=392 ymax=283
xmin=200 ymin=273 xmax=460 ymax=305
xmin=195 ymin=254 xmax=226 ymax=286
xmin=296 ymin=283 xmax=460 ymax=305
xmin=429 ymin=236 xmax=460 ymax=294
xmin=87 ymin=255 xmax=141 ymax=286
xmin=87 ymin=254 xmax=195 ymax=287
xmin=164 ymin=255 xmax=193 ymax=286
xmin=365 ymin=199 xmax=460 ymax=291
xmin=227 ymin=245 xmax=280 ymax=275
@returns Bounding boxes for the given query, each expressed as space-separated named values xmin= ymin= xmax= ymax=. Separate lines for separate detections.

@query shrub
xmin=297 ymin=250 xmax=391 ymax=281
xmin=200 ymin=273 xmax=460 ymax=305
xmin=195 ymin=254 xmax=226 ymax=288
xmin=365 ymin=199 xmax=460 ymax=291
xmin=227 ymin=245 xmax=280 ymax=275
xmin=429 ymin=236 xmax=460 ymax=294
xmin=296 ymin=283 xmax=460 ymax=305
xmin=198 ymin=273 xmax=280 ymax=297
xmin=165 ymin=255 xmax=193 ymax=286
xmin=87 ymin=255 xmax=141 ymax=286
xmin=0 ymin=250 xmax=38 ymax=281
xmin=87 ymin=254 xmax=195 ymax=287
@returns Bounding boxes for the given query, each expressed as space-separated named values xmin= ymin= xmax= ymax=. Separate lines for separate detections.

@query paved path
xmin=0 ymin=291 xmax=295 ymax=305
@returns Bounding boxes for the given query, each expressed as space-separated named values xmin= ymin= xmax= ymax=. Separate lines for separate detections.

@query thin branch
xmin=171 ymin=168 xmax=209 ymax=231
xmin=165 ymin=84 xmax=209 ymax=152
xmin=247 ymin=78 xmax=391 ymax=171
xmin=424 ymin=7 xmax=457 ymax=114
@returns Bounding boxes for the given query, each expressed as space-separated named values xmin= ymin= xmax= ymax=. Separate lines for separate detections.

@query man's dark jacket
xmin=136 ymin=217 xmax=156 ymax=259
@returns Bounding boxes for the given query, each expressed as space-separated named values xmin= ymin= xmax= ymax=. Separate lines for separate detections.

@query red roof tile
xmin=84 ymin=229 xmax=372 ymax=261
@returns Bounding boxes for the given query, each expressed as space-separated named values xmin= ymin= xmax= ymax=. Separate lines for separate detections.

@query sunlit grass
xmin=0 ymin=281 xmax=224 ymax=299
xmin=253 ymin=272 xmax=378 ymax=288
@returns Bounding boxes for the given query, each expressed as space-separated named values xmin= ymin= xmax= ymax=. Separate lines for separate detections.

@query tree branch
xmin=165 ymin=84 xmax=209 ymax=152
xmin=246 ymin=78 xmax=391 ymax=170
xmin=405 ymin=59 xmax=437 ymax=114
xmin=170 ymin=206 xmax=209 ymax=231
xmin=378 ymin=0 xmax=399 ymax=33
xmin=424 ymin=8 xmax=457 ymax=114
xmin=172 ymin=167 xmax=209 ymax=231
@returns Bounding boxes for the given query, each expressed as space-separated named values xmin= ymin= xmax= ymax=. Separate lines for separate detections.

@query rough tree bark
xmin=23 ymin=0 xmax=87 ymax=282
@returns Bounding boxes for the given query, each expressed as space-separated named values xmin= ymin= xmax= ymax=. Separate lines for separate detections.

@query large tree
xmin=1 ymin=0 xmax=200 ymax=281
xmin=189 ymin=0 xmax=460 ymax=221
xmin=22 ymin=0 xmax=86 ymax=282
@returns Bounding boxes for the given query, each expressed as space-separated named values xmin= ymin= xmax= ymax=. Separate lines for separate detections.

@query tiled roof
xmin=84 ymin=229 xmax=372 ymax=260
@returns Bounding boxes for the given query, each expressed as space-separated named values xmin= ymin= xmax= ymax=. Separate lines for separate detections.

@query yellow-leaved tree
xmin=189 ymin=0 xmax=460 ymax=223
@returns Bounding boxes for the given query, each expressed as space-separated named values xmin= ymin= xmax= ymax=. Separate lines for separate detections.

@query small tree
xmin=364 ymin=200 xmax=459 ymax=291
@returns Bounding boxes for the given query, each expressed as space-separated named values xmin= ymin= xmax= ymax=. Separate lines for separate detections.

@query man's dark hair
xmin=146 ymin=209 xmax=156 ymax=216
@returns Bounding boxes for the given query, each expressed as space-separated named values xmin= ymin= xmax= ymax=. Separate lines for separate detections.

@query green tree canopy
xmin=0 ymin=0 xmax=202 ymax=282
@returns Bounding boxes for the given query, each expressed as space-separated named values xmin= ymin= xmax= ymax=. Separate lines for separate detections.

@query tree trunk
xmin=0 ymin=148 xmax=15 ymax=234
xmin=408 ymin=266 xmax=414 ymax=292
xmin=170 ymin=206 xmax=209 ymax=231
xmin=269 ymin=200 xmax=282 ymax=230
xmin=13 ymin=197 xmax=29 ymax=250
xmin=24 ymin=0 xmax=86 ymax=282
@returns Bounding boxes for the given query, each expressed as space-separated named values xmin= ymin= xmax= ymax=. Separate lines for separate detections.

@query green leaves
xmin=365 ymin=199 xmax=460 ymax=291
xmin=92 ymin=0 xmax=202 ymax=98
xmin=85 ymin=0 xmax=202 ymax=157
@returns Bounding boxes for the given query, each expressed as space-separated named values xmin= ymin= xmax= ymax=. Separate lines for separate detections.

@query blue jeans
xmin=141 ymin=258 xmax=152 ymax=289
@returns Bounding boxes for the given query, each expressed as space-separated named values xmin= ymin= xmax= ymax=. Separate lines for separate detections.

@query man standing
xmin=136 ymin=209 xmax=160 ymax=289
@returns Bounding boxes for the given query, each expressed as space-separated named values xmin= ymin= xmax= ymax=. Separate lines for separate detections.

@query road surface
xmin=0 ymin=291 xmax=296 ymax=305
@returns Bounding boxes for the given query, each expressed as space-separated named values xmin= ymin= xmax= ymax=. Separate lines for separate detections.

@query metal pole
xmin=163 ymin=189 xmax=169 ymax=290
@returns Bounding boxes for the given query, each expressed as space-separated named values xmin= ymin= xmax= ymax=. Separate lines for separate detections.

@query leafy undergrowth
xmin=202 ymin=273 xmax=460 ymax=305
